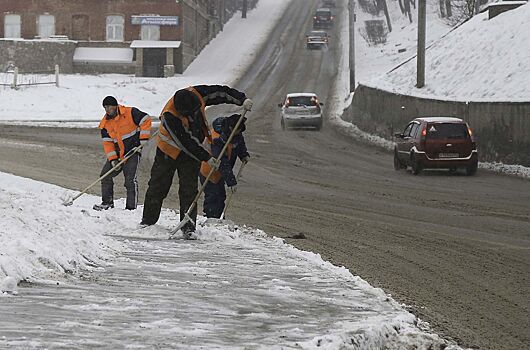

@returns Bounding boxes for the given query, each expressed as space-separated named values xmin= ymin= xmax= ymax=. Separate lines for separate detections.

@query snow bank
xmin=0 ymin=172 xmax=124 ymax=290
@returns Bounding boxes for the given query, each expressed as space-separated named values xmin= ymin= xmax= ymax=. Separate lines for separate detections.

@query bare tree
xmin=449 ymin=0 xmax=482 ymax=24
xmin=398 ymin=0 xmax=414 ymax=23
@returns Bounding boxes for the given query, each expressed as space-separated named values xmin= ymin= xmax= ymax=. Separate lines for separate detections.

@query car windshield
xmin=316 ymin=11 xmax=331 ymax=18
xmin=287 ymin=96 xmax=318 ymax=107
xmin=426 ymin=123 xmax=469 ymax=139
xmin=310 ymin=31 xmax=326 ymax=38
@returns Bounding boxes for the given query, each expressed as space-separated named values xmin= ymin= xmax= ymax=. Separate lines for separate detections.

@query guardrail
xmin=1 ymin=65 xmax=60 ymax=89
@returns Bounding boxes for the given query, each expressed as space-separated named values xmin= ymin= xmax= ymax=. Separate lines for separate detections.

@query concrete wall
xmin=348 ymin=85 xmax=530 ymax=166
xmin=0 ymin=39 xmax=76 ymax=73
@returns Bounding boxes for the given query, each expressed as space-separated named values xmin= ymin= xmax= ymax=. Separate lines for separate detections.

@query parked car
xmin=306 ymin=30 xmax=329 ymax=50
xmin=393 ymin=117 xmax=478 ymax=175
xmin=278 ymin=93 xmax=324 ymax=130
xmin=313 ymin=8 xmax=334 ymax=29
xmin=322 ymin=0 xmax=336 ymax=7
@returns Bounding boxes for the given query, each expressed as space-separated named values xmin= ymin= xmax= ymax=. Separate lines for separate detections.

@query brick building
xmin=0 ymin=0 xmax=243 ymax=76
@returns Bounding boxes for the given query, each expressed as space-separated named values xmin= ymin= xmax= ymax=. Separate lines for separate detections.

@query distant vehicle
xmin=306 ymin=30 xmax=329 ymax=50
xmin=313 ymin=8 xmax=334 ymax=29
xmin=278 ymin=93 xmax=324 ymax=130
xmin=394 ymin=117 xmax=478 ymax=175
xmin=322 ymin=0 xmax=336 ymax=7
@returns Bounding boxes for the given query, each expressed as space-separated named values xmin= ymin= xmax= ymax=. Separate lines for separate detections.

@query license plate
xmin=439 ymin=153 xmax=459 ymax=158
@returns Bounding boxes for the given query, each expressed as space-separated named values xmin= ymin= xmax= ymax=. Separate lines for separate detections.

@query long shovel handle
xmin=62 ymin=130 xmax=159 ymax=206
xmin=221 ymin=161 xmax=246 ymax=220
xmin=172 ymin=109 xmax=249 ymax=234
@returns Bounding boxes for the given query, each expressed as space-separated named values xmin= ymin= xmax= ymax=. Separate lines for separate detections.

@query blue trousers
xmin=200 ymin=175 xmax=226 ymax=218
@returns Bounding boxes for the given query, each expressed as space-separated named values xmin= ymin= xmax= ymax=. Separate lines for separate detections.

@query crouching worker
xmin=200 ymin=114 xmax=250 ymax=218
xmin=93 ymin=96 xmax=152 ymax=211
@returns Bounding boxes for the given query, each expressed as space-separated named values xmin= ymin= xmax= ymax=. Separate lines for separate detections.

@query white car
xmin=278 ymin=93 xmax=323 ymax=130
xmin=306 ymin=30 xmax=329 ymax=50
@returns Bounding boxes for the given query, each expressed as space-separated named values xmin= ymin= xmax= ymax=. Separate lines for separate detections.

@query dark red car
xmin=394 ymin=117 xmax=478 ymax=175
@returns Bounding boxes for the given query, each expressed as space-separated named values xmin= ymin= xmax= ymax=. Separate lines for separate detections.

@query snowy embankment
xmin=330 ymin=0 xmax=530 ymax=179
xmin=0 ymin=171 xmax=462 ymax=349
xmin=0 ymin=0 xmax=292 ymax=123
xmin=369 ymin=3 xmax=530 ymax=102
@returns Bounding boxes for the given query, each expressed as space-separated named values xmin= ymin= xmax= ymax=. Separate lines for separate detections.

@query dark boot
xmin=93 ymin=202 xmax=114 ymax=211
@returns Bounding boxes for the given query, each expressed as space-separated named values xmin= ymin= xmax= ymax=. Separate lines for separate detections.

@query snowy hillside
xmin=367 ymin=3 xmax=530 ymax=101
xmin=355 ymin=0 xmax=452 ymax=82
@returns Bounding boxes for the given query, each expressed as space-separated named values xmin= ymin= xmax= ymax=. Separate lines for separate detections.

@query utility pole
xmin=242 ymin=0 xmax=248 ymax=18
xmin=349 ymin=0 xmax=355 ymax=92
xmin=416 ymin=0 xmax=426 ymax=88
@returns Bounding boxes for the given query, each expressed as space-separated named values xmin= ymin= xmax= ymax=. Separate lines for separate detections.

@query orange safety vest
xmin=157 ymin=87 xmax=211 ymax=160
xmin=99 ymin=105 xmax=151 ymax=161
xmin=200 ymin=129 xmax=233 ymax=184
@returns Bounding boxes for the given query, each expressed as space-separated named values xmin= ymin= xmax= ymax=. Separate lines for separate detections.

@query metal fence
xmin=0 ymin=65 xmax=60 ymax=89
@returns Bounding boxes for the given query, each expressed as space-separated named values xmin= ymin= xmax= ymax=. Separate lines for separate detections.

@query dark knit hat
xmin=102 ymin=96 xmax=118 ymax=107
xmin=173 ymin=89 xmax=200 ymax=115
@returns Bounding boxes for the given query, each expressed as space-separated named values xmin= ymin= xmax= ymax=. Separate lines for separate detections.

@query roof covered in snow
xmin=130 ymin=40 xmax=181 ymax=49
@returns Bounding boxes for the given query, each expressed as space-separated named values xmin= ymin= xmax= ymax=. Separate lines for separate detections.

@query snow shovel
xmin=169 ymin=110 xmax=249 ymax=237
xmin=202 ymin=161 xmax=247 ymax=227
xmin=62 ymin=130 xmax=159 ymax=206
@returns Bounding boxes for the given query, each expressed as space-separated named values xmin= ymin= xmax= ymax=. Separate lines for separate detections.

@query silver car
xmin=278 ymin=93 xmax=323 ymax=130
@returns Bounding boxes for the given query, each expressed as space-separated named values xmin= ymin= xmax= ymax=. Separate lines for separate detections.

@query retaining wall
xmin=347 ymin=84 xmax=530 ymax=165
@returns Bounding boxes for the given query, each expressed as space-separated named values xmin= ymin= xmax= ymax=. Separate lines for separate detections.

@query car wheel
xmin=393 ymin=150 xmax=405 ymax=170
xmin=315 ymin=121 xmax=322 ymax=131
xmin=466 ymin=156 xmax=478 ymax=176
xmin=411 ymin=153 xmax=423 ymax=175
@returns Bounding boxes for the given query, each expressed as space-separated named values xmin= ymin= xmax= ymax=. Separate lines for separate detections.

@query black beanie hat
xmin=173 ymin=89 xmax=200 ymax=115
xmin=102 ymin=96 xmax=118 ymax=107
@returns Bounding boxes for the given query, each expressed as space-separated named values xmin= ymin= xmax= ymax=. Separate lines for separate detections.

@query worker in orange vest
xmin=141 ymin=85 xmax=252 ymax=239
xmin=199 ymin=114 xmax=249 ymax=218
xmin=93 ymin=96 xmax=151 ymax=211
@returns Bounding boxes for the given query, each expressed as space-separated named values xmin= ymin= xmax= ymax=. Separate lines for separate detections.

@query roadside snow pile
xmin=0 ymin=172 xmax=125 ymax=289
xmin=368 ymin=3 xmax=530 ymax=101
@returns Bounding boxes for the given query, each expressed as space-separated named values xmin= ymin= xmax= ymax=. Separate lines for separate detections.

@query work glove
xmin=243 ymin=98 xmax=253 ymax=111
xmin=110 ymin=159 xmax=122 ymax=174
xmin=137 ymin=139 xmax=149 ymax=155
xmin=228 ymin=185 xmax=237 ymax=194
xmin=207 ymin=157 xmax=220 ymax=170
xmin=241 ymin=155 xmax=250 ymax=164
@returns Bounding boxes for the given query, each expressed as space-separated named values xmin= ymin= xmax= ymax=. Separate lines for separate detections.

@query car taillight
xmin=314 ymin=16 xmax=317 ymax=19
xmin=331 ymin=16 xmax=334 ymax=20
xmin=420 ymin=126 xmax=427 ymax=148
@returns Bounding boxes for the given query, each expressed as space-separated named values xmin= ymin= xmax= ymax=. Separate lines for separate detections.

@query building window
xmin=141 ymin=25 xmax=160 ymax=41
xmin=106 ymin=15 xmax=124 ymax=42
xmin=38 ymin=14 xmax=55 ymax=38
xmin=4 ymin=14 xmax=21 ymax=38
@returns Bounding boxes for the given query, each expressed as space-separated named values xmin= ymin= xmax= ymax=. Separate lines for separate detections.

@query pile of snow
xmin=0 ymin=172 xmax=125 ymax=289
xmin=0 ymin=170 xmax=462 ymax=349
xmin=368 ymin=3 xmax=530 ymax=101
xmin=0 ymin=0 xmax=292 ymax=122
